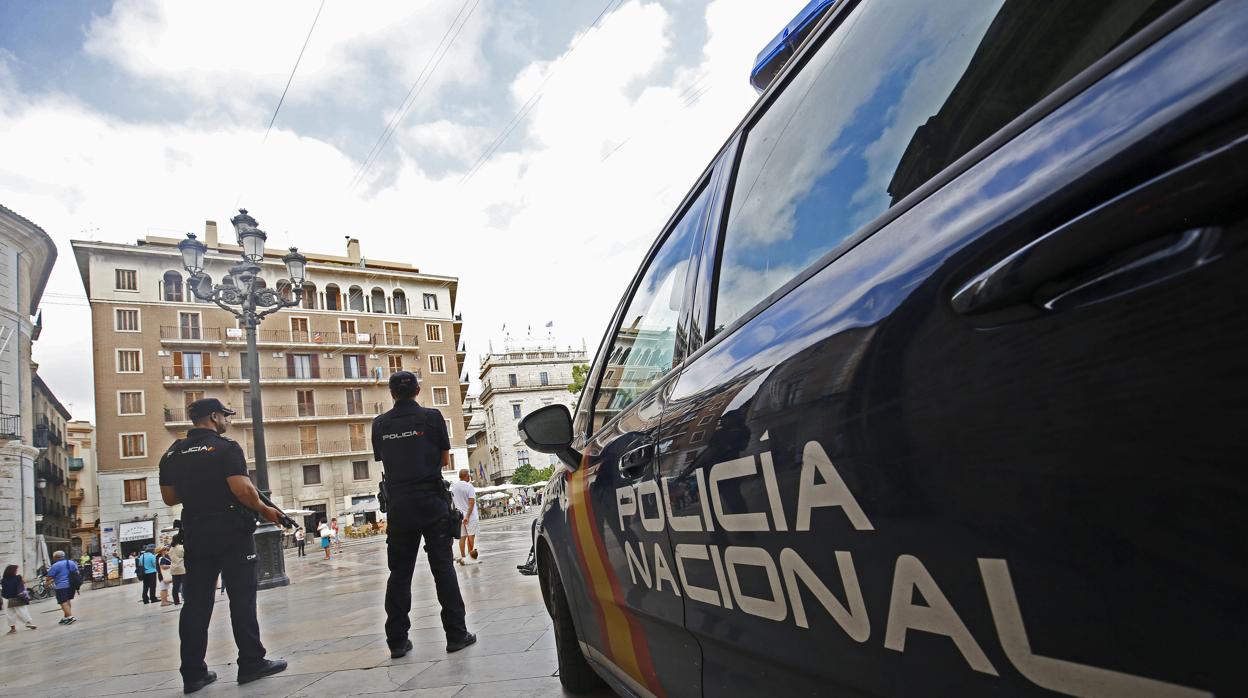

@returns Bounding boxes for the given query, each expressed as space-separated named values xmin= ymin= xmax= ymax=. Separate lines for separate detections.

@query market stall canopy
xmin=283 ymin=508 xmax=315 ymax=516
xmin=343 ymin=498 xmax=381 ymax=515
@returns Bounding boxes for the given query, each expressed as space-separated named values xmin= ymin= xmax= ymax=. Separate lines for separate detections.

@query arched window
xmin=325 ymin=284 xmax=341 ymax=311
xmin=162 ymin=271 xmax=183 ymax=302
xmin=302 ymin=282 xmax=317 ymax=310
xmin=371 ymin=288 xmax=386 ymax=314
xmin=392 ymin=290 xmax=407 ymax=315
xmin=348 ymin=285 xmax=365 ymax=312
xmin=277 ymin=280 xmax=293 ymax=302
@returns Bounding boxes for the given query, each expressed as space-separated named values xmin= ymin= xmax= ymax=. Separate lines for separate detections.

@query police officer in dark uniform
xmin=373 ymin=371 xmax=476 ymax=658
xmin=158 ymin=398 xmax=288 ymax=693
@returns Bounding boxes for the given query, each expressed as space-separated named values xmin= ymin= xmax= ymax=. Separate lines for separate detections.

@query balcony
xmin=33 ymin=423 xmax=49 ymax=449
xmin=161 ymin=365 xmax=412 ymax=385
xmin=160 ymin=326 xmax=419 ymax=348
xmin=243 ymin=438 xmax=371 ymax=463
xmin=69 ymin=487 xmax=85 ymax=503
xmin=481 ymin=375 xmax=570 ymax=400
xmin=164 ymin=401 xmax=386 ymax=425
xmin=0 ymin=414 xmax=18 ymax=441
xmin=68 ymin=457 xmax=84 ymax=471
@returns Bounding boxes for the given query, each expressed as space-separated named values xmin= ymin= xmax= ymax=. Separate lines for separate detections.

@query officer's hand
xmin=261 ymin=507 xmax=283 ymax=525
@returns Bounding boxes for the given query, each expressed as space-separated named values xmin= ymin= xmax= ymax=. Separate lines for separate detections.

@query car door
xmin=556 ymin=176 xmax=719 ymax=697
xmin=664 ymin=0 xmax=1246 ymax=696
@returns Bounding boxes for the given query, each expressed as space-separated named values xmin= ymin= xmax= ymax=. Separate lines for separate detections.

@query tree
xmin=510 ymin=464 xmax=555 ymax=486
xmin=568 ymin=363 xmax=591 ymax=394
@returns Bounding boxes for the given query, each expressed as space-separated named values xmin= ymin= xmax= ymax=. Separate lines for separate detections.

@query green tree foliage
xmin=510 ymin=464 xmax=555 ymax=486
xmin=568 ymin=364 xmax=591 ymax=394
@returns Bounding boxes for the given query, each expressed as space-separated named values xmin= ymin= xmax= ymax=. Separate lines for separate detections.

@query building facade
xmin=477 ymin=339 xmax=587 ymax=483
xmin=0 ymin=204 xmax=57 ymax=574
xmin=72 ymin=222 xmax=469 ymax=541
xmin=65 ymin=420 xmax=100 ymax=557
xmin=31 ymin=374 xmax=74 ymax=557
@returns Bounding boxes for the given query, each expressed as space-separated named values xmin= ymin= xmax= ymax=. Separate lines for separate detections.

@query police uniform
xmin=372 ymin=372 xmax=470 ymax=652
xmin=158 ymin=399 xmax=269 ymax=685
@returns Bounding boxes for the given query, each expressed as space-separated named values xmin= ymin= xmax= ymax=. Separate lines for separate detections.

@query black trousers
xmin=296 ymin=539 xmax=306 ymax=556
xmin=178 ymin=530 xmax=266 ymax=681
xmin=141 ymin=572 xmax=158 ymax=602
xmin=172 ymin=574 xmax=184 ymax=603
xmin=385 ymin=527 xmax=467 ymax=647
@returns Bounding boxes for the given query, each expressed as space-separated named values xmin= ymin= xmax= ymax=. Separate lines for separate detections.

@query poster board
xmin=121 ymin=558 xmax=137 ymax=580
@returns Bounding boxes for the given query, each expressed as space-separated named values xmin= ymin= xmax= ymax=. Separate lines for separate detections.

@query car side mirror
xmin=518 ymin=404 xmax=582 ymax=469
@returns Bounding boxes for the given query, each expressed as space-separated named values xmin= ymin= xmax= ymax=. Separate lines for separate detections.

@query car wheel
xmin=548 ymin=558 xmax=606 ymax=693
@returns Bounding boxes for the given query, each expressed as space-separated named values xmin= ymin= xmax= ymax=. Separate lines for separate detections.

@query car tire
xmin=548 ymin=559 xmax=606 ymax=693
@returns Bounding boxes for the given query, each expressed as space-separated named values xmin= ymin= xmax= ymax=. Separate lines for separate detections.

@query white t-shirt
xmin=450 ymin=480 xmax=478 ymax=522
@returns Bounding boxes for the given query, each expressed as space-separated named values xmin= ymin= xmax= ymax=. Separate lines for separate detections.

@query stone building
xmin=31 ymin=373 xmax=74 ymax=557
xmin=72 ymin=221 xmax=469 ymax=542
xmin=0 ymin=203 xmax=57 ymax=574
xmin=477 ymin=338 xmax=587 ymax=483
xmin=65 ymin=420 xmax=100 ymax=556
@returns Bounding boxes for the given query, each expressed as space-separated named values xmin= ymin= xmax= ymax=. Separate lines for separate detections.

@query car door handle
xmin=952 ymin=131 xmax=1248 ymax=316
xmin=619 ymin=442 xmax=654 ymax=478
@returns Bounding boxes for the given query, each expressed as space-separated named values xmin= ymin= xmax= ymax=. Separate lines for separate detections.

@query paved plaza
xmin=0 ymin=514 xmax=611 ymax=697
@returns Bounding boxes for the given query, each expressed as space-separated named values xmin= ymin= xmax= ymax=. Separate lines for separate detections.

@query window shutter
xmin=286 ymin=353 xmax=295 ymax=378
xmin=311 ymin=354 xmax=321 ymax=379
xmin=173 ymin=351 xmax=183 ymax=377
xmin=203 ymin=352 xmax=212 ymax=378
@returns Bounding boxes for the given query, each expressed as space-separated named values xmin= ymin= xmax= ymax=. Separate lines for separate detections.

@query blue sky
xmin=0 ymin=0 xmax=807 ymax=421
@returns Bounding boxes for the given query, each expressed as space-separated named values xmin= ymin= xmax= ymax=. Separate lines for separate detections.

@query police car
xmin=519 ymin=0 xmax=1247 ymax=695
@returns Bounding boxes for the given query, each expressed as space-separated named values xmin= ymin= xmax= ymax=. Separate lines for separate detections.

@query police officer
xmin=158 ymin=398 xmax=287 ymax=694
xmin=373 ymin=371 xmax=476 ymax=658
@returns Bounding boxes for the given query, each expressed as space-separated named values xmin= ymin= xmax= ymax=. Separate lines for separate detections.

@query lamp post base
xmin=254 ymin=522 xmax=290 ymax=590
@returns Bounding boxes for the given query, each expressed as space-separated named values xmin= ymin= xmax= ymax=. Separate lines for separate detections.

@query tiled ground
xmin=0 ymin=514 xmax=613 ymax=697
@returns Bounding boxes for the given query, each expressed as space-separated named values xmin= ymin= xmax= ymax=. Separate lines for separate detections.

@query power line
xmin=263 ymin=0 xmax=327 ymax=145
xmin=459 ymin=0 xmax=622 ymax=185
xmin=348 ymin=0 xmax=481 ymax=190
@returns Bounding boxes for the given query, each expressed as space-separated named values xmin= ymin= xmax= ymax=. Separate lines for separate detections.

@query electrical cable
xmin=263 ymin=0 xmax=327 ymax=144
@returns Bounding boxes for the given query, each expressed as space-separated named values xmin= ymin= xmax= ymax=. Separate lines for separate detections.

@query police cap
xmin=388 ymin=370 xmax=420 ymax=392
xmin=187 ymin=398 xmax=236 ymax=420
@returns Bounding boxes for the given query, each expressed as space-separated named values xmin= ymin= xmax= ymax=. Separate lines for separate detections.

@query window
xmin=348 ymin=286 xmax=365 ymax=312
xmin=713 ymin=0 xmax=1178 ymax=333
xmin=342 ymin=354 xmax=364 ymax=379
xmin=184 ymin=390 xmax=204 ymax=407
xmin=115 ymin=269 xmax=137 ymax=291
xmin=172 ymin=351 xmax=211 ymax=380
xmin=345 ymin=388 xmax=363 ymax=415
xmin=432 ymin=387 xmax=449 ymax=406
xmin=352 ymin=461 xmax=370 ymax=481
xmin=290 ymin=317 xmax=309 ymax=342
xmin=516 ymin=449 xmax=530 ymax=467
xmin=349 ymin=423 xmax=367 ymax=451
xmin=339 ymin=319 xmax=357 ymax=336
xmin=387 ymin=356 xmax=403 ymax=375
xmin=301 ymin=282 xmax=317 ymax=310
xmin=302 ymin=464 xmax=321 ymax=486
xmin=288 ymin=353 xmax=316 ymax=379
xmin=423 ymin=293 xmax=438 ymax=310
xmin=384 ymin=321 xmax=401 ymax=345
xmin=539 ymin=371 xmax=549 ymax=386
xmin=508 ymin=373 xmax=518 ymax=388
xmin=428 ymin=355 xmax=445 ymax=374
xmin=325 ymin=284 xmax=341 ymax=310
xmin=297 ymin=389 xmax=315 ymax=417
xmin=118 ymin=391 xmax=144 ymax=416
xmin=179 ymin=312 xmax=201 ymax=340
xmin=445 ymin=418 xmax=453 ymax=439
xmin=425 ymin=323 xmax=442 ymax=342
xmin=120 ymin=433 xmax=146 ymax=459
xmin=163 ymin=271 xmax=183 ymax=302
xmin=512 ymin=404 xmax=522 ymax=420
xmin=371 ymin=288 xmax=386 ymax=313
xmin=123 ymin=478 xmax=147 ymax=503
xmin=392 ymin=291 xmax=407 ymax=315
xmin=117 ymin=349 xmax=142 ymax=373
xmin=594 ymin=183 xmax=709 ymax=428
xmin=299 ymin=426 xmax=318 ymax=455
xmin=114 ymin=308 xmax=140 ymax=332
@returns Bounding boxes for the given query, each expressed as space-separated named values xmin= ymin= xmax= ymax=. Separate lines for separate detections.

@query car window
xmin=713 ymin=0 xmax=1179 ymax=333
xmin=592 ymin=184 xmax=712 ymax=432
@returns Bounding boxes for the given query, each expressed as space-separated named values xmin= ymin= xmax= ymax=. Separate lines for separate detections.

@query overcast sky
xmin=0 ymin=0 xmax=806 ymax=422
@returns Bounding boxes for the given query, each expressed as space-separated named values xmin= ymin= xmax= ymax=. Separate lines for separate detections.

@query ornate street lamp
xmin=179 ymin=208 xmax=308 ymax=590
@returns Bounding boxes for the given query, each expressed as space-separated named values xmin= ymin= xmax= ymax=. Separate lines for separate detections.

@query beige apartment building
xmin=72 ymin=223 xmax=468 ymax=543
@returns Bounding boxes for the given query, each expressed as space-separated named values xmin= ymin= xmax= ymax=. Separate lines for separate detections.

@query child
xmin=2 ymin=565 xmax=37 ymax=633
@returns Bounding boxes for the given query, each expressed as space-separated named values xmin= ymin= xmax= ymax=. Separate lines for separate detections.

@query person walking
xmin=158 ymin=547 xmax=174 ymax=606
xmin=2 ymin=565 xmax=37 ymax=632
xmin=317 ymin=520 xmax=332 ymax=560
xmin=169 ymin=533 xmax=186 ymax=605
xmin=46 ymin=551 xmax=79 ymax=625
xmin=158 ymin=398 xmax=287 ymax=693
xmin=331 ymin=517 xmax=344 ymax=555
xmin=138 ymin=546 xmax=159 ymax=604
xmin=294 ymin=526 xmax=306 ymax=557
xmin=451 ymin=469 xmax=479 ymax=564
xmin=373 ymin=371 xmax=475 ymax=659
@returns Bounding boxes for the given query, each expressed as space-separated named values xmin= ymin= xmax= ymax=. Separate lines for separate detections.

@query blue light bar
xmin=750 ymin=0 xmax=838 ymax=93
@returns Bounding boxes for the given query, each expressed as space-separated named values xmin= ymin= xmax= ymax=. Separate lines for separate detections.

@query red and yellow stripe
xmin=566 ymin=458 xmax=665 ymax=697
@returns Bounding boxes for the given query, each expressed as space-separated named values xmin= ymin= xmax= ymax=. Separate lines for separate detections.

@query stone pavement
xmin=0 ymin=513 xmax=614 ymax=697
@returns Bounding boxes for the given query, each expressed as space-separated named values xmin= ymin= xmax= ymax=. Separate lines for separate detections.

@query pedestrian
xmin=373 ymin=370 xmax=475 ymax=658
xmin=2 ymin=565 xmax=37 ymax=632
xmin=294 ymin=526 xmax=306 ymax=557
xmin=158 ymin=547 xmax=174 ymax=606
xmin=138 ymin=545 xmax=159 ymax=604
xmin=46 ymin=550 xmax=79 ymax=625
xmin=331 ymin=517 xmax=344 ymax=554
xmin=451 ymin=469 xmax=479 ymax=564
xmin=158 ymin=397 xmax=287 ymax=693
xmin=317 ymin=520 xmax=332 ymax=559
xmin=169 ymin=533 xmax=186 ymax=605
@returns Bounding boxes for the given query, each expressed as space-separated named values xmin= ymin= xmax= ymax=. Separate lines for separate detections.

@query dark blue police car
xmin=519 ymin=0 xmax=1248 ymax=695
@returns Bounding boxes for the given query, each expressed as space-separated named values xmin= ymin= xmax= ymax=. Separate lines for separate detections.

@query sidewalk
xmin=0 ymin=514 xmax=610 ymax=697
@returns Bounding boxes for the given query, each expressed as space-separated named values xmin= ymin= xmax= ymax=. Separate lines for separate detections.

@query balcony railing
xmin=164 ymin=401 xmax=386 ymax=423
xmin=0 ymin=414 xmax=18 ymax=440
xmin=244 ymin=439 xmax=371 ymax=460
xmin=68 ymin=457 xmax=84 ymax=471
xmin=161 ymin=365 xmax=409 ymax=383
xmin=160 ymin=326 xmax=419 ymax=347
xmin=482 ymin=376 xmax=570 ymax=397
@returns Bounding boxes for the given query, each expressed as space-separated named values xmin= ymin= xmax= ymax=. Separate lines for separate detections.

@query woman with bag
xmin=169 ymin=534 xmax=186 ymax=605
xmin=2 ymin=565 xmax=37 ymax=633
xmin=157 ymin=546 xmax=174 ymax=606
